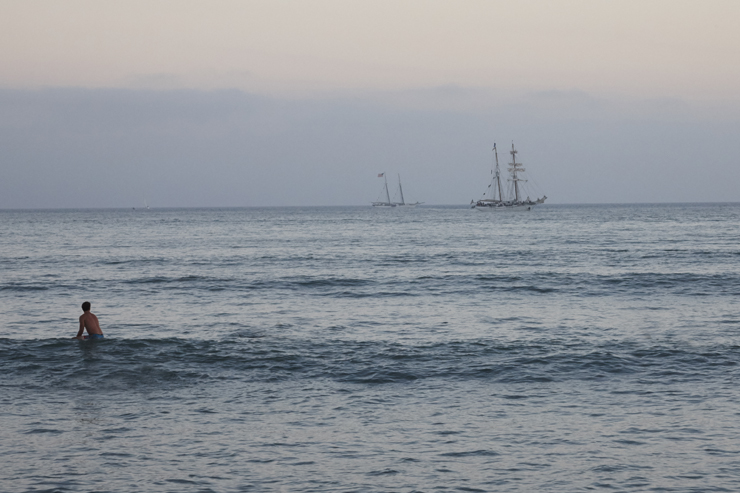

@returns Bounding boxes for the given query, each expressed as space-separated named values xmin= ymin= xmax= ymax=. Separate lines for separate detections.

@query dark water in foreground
xmin=1 ymin=204 xmax=740 ymax=492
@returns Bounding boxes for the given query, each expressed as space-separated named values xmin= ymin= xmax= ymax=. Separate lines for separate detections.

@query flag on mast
xmin=378 ymin=173 xmax=384 ymax=177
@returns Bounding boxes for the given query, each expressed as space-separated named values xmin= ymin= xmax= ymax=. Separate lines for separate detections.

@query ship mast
xmin=493 ymin=143 xmax=503 ymax=202
xmin=397 ymin=174 xmax=405 ymax=205
xmin=508 ymin=142 xmax=526 ymax=203
xmin=384 ymin=174 xmax=391 ymax=204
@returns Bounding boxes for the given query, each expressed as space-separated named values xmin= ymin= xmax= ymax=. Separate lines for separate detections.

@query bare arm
xmin=74 ymin=316 xmax=85 ymax=339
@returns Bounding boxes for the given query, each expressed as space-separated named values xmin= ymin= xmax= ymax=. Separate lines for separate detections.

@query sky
xmin=1 ymin=0 xmax=739 ymax=207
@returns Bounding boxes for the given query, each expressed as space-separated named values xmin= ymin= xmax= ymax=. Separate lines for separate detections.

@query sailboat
xmin=372 ymin=173 xmax=396 ymax=207
xmin=472 ymin=142 xmax=546 ymax=211
xmin=394 ymin=174 xmax=423 ymax=208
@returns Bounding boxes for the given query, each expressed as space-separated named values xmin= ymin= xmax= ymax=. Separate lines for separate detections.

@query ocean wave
xmin=0 ymin=283 xmax=50 ymax=291
xmin=11 ymin=270 xmax=726 ymax=297
xmin=3 ymin=252 xmax=737 ymax=297
xmin=2 ymin=338 xmax=738 ymax=391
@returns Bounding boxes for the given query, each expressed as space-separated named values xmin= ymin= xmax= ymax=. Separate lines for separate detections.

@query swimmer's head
xmin=81 ymin=301 xmax=91 ymax=312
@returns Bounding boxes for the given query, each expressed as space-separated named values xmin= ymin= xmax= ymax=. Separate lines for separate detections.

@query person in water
xmin=74 ymin=301 xmax=104 ymax=340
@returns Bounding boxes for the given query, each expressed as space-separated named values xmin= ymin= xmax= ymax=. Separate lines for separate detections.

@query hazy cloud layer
xmin=1 ymin=88 xmax=738 ymax=208
xmin=3 ymin=2 xmax=739 ymax=100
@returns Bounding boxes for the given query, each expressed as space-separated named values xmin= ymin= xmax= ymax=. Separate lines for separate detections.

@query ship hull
xmin=474 ymin=204 xmax=537 ymax=212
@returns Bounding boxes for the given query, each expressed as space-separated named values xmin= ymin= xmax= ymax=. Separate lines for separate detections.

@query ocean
xmin=1 ymin=204 xmax=740 ymax=492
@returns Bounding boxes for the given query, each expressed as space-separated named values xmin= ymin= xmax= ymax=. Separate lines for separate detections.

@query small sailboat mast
xmin=372 ymin=173 xmax=396 ymax=207
xmin=397 ymin=174 xmax=405 ymax=206
xmin=384 ymin=174 xmax=392 ymax=204
xmin=494 ymin=144 xmax=503 ymax=202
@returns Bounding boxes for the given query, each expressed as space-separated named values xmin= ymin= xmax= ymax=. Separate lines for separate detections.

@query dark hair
xmin=81 ymin=301 xmax=91 ymax=311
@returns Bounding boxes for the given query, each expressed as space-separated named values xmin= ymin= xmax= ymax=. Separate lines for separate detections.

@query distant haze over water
xmin=1 ymin=88 xmax=739 ymax=209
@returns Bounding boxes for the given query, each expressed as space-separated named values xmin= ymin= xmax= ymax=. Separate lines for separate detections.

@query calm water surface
xmin=1 ymin=204 xmax=740 ymax=492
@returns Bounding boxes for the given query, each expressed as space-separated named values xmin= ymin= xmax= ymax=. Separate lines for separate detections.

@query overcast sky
xmin=1 ymin=0 xmax=739 ymax=208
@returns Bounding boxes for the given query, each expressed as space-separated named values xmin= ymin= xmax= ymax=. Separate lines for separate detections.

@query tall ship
xmin=472 ymin=142 xmax=546 ymax=211
xmin=372 ymin=173 xmax=423 ymax=207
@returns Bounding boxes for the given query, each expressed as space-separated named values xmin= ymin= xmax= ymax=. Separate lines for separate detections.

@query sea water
xmin=1 ymin=204 xmax=740 ymax=492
